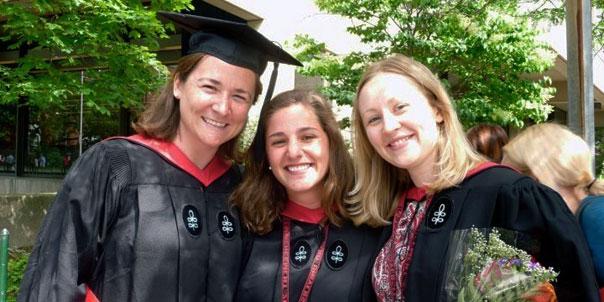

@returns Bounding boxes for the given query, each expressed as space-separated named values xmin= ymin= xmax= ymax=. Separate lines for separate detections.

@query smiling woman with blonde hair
xmin=347 ymin=53 xmax=599 ymax=301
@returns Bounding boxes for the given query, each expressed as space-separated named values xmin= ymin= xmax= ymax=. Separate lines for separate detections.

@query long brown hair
xmin=133 ymin=53 xmax=263 ymax=160
xmin=231 ymin=89 xmax=354 ymax=234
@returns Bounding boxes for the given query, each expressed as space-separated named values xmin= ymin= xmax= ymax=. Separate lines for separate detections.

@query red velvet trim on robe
xmin=108 ymin=134 xmax=231 ymax=187
xmin=85 ymin=286 xmax=99 ymax=302
xmin=281 ymin=200 xmax=326 ymax=224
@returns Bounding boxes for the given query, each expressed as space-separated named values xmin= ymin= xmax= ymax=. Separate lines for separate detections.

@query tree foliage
xmin=595 ymin=0 xmax=604 ymax=53
xmin=0 ymin=0 xmax=191 ymax=114
xmin=292 ymin=0 xmax=556 ymax=128
xmin=525 ymin=0 xmax=604 ymax=53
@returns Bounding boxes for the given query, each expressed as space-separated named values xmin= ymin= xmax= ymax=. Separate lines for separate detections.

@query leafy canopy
xmin=525 ymin=0 xmax=604 ymax=53
xmin=292 ymin=0 xmax=556 ymax=128
xmin=0 ymin=0 xmax=192 ymax=114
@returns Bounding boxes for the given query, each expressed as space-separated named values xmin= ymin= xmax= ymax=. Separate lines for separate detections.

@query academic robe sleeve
xmin=18 ymin=142 xmax=128 ymax=302
xmin=496 ymin=178 xmax=600 ymax=302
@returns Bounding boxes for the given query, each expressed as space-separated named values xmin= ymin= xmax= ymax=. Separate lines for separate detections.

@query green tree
xmin=595 ymin=0 xmax=604 ymax=53
xmin=292 ymin=0 xmax=556 ymax=128
xmin=526 ymin=0 xmax=604 ymax=53
xmin=524 ymin=0 xmax=604 ymax=176
xmin=0 ymin=0 xmax=191 ymax=114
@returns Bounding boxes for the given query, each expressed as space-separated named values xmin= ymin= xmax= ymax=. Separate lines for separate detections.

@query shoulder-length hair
xmin=231 ymin=89 xmax=354 ymax=235
xmin=503 ymin=123 xmax=604 ymax=197
xmin=466 ymin=124 xmax=509 ymax=163
xmin=133 ymin=53 xmax=263 ymax=161
xmin=347 ymin=54 xmax=484 ymax=227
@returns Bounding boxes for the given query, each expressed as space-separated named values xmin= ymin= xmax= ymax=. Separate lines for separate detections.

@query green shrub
xmin=7 ymin=248 xmax=30 ymax=302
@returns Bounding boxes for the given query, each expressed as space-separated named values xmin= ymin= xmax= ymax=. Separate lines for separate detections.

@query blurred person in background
xmin=466 ymin=123 xmax=509 ymax=163
xmin=503 ymin=122 xmax=604 ymax=297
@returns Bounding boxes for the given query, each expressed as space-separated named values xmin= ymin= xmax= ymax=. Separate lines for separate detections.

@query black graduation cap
xmin=159 ymin=11 xmax=302 ymax=157
xmin=157 ymin=11 xmax=302 ymax=75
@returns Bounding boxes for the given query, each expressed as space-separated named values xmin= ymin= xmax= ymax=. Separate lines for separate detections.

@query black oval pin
xmin=325 ymin=240 xmax=348 ymax=270
xmin=183 ymin=205 xmax=201 ymax=236
xmin=426 ymin=196 xmax=453 ymax=229
xmin=291 ymin=240 xmax=312 ymax=267
xmin=217 ymin=211 xmax=236 ymax=240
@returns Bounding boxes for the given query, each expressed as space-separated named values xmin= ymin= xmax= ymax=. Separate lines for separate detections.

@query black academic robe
xmin=18 ymin=137 xmax=243 ymax=302
xmin=237 ymin=219 xmax=380 ymax=302
xmin=378 ymin=165 xmax=599 ymax=302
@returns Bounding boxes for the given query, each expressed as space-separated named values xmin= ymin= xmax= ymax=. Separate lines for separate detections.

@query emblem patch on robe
xmin=217 ymin=211 xmax=236 ymax=239
xmin=426 ymin=196 xmax=452 ymax=229
xmin=183 ymin=205 xmax=202 ymax=236
xmin=325 ymin=240 xmax=348 ymax=270
xmin=291 ymin=240 xmax=312 ymax=267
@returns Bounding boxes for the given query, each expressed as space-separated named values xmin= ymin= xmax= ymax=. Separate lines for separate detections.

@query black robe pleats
xmin=18 ymin=138 xmax=243 ymax=302
xmin=378 ymin=165 xmax=599 ymax=302
xmin=237 ymin=220 xmax=380 ymax=302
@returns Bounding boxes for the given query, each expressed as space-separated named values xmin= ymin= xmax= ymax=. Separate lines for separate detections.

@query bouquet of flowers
xmin=443 ymin=228 xmax=558 ymax=302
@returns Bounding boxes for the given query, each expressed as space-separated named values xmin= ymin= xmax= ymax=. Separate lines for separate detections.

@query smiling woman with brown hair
xmin=232 ymin=89 xmax=380 ymax=302
xmin=18 ymin=12 xmax=301 ymax=302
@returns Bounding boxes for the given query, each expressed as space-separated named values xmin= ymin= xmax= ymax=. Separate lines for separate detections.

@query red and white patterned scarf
xmin=372 ymin=187 xmax=432 ymax=302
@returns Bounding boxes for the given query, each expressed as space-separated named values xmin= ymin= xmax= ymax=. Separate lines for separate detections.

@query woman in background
xmin=233 ymin=89 xmax=380 ymax=302
xmin=466 ymin=123 xmax=508 ymax=163
xmin=503 ymin=123 xmax=604 ymax=293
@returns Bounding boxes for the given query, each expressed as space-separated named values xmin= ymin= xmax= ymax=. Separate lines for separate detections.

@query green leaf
xmin=291 ymin=0 xmax=556 ymax=127
xmin=0 ymin=0 xmax=186 ymax=113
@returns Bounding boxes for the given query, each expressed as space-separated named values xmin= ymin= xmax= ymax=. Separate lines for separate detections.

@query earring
xmin=268 ymin=166 xmax=272 ymax=170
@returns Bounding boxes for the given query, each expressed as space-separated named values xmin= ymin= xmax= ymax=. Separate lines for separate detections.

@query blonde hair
xmin=347 ymin=54 xmax=484 ymax=227
xmin=503 ymin=123 xmax=604 ymax=196
xmin=231 ymin=90 xmax=354 ymax=234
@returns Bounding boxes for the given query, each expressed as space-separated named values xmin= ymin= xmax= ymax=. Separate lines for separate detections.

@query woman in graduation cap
xmin=18 ymin=12 xmax=301 ymax=302
xmin=347 ymin=54 xmax=599 ymax=301
xmin=232 ymin=89 xmax=380 ymax=301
